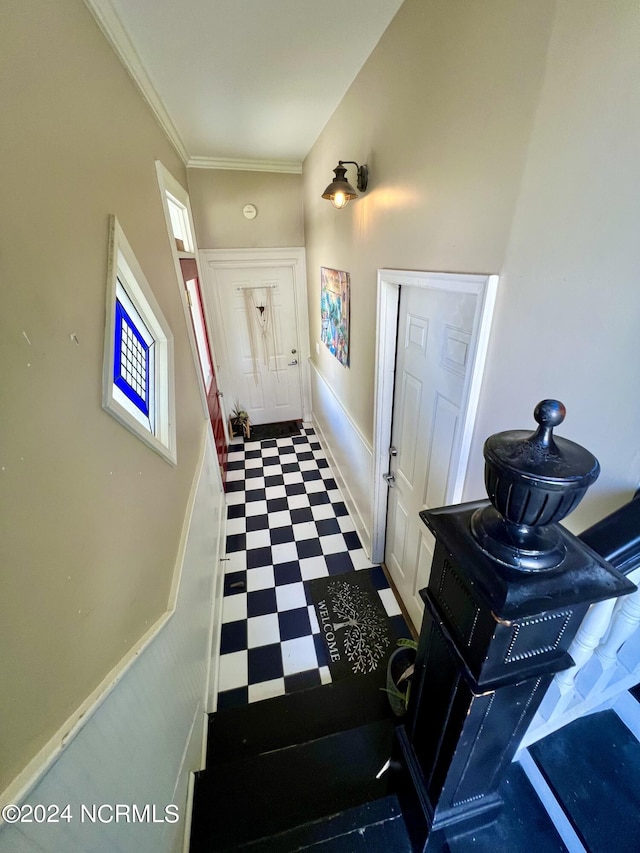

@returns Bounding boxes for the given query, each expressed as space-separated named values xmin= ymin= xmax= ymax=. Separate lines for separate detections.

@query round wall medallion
xmin=242 ymin=203 xmax=258 ymax=220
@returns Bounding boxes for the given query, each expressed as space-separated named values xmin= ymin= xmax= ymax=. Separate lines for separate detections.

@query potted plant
xmin=230 ymin=401 xmax=251 ymax=439
xmin=383 ymin=638 xmax=418 ymax=716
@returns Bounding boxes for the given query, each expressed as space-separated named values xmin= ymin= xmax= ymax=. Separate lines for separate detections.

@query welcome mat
xmin=309 ymin=569 xmax=399 ymax=682
xmin=246 ymin=420 xmax=302 ymax=442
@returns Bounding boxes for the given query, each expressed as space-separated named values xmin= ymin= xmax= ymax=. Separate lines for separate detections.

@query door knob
xmin=288 ymin=359 xmax=298 ymax=366
xmin=383 ymin=472 xmax=396 ymax=486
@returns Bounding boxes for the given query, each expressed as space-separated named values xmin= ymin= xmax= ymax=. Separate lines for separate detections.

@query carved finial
xmin=532 ymin=399 xmax=566 ymax=451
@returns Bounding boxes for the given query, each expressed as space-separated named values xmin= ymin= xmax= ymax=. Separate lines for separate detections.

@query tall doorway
xmin=372 ymin=269 xmax=498 ymax=628
xmin=201 ymin=248 xmax=311 ymax=427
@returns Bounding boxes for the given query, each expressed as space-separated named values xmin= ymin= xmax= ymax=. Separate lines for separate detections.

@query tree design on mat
xmin=328 ymin=580 xmax=391 ymax=674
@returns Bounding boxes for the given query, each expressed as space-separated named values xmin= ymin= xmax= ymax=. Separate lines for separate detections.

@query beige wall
xmin=0 ymin=0 xmax=206 ymax=791
xmin=187 ymin=168 xmax=304 ymax=248
xmin=303 ymin=0 xmax=640 ymax=532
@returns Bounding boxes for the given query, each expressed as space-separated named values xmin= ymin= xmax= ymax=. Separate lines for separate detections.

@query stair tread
xmin=208 ymin=672 xmax=394 ymax=765
xmin=438 ymin=762 xmax=569 ymax=853
xmin=529 ymin=709 xmax=640 ymax=853
xmin=238 ymin=796 xmax=409 ymax=852
xmin=191 ymin=719 xmax=395 ymax=851
xmin=301 ymin=812 xmax=413 ymax=851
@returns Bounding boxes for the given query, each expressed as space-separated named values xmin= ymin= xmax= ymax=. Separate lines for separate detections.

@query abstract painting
xmin=320 ymin=267 xmax=350 ymax=367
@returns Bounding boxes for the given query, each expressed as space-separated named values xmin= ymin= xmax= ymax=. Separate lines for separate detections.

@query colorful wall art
xmin=320 ymin=267 xmax=350 ymax=367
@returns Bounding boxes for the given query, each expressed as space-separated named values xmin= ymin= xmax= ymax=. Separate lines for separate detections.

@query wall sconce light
xmin=322 ymin=160 xmax=369 ymax=209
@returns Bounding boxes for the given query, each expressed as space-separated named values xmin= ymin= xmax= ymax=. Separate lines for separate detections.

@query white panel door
xmin=209 ymin=265 xmax=302 ymax=425
xmin=385 ymin=285 xmax=477 ymax=628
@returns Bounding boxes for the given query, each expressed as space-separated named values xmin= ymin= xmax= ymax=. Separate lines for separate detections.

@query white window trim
xmin=102 ymin=215 xmax=177 ymax=465
xmin=155 ymin=160 xmax=230 ymax=449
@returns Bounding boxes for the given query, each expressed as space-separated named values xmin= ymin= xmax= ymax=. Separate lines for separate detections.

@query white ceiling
xmin=91 ymin=0 xmax=404 ymax=169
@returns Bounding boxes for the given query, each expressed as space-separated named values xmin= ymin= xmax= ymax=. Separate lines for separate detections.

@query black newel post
xmin=393 ymin=400 xmax=635 ymax=851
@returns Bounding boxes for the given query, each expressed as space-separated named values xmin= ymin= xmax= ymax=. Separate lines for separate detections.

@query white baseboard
xmin=308 ymin=361 xmax=373 ymax=558
xmin=181 ymin=772 xmax=196 ymax=853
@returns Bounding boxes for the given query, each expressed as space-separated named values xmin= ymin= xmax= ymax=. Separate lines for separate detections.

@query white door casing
xmin=201 ymin=248 xmax=311 ymax=426
xmin=372 ymin=270 xmax=498 ymax=629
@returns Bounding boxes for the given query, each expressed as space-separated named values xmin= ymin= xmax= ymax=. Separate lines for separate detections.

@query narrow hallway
xmin=216 ymin=425 xmax=409 ymax=710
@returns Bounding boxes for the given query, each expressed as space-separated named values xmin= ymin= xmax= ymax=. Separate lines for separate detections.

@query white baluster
xmin=575 ymin=587 xmax=640 ymax=697
xmin=537 ymin=598 xmax=617 ymax=722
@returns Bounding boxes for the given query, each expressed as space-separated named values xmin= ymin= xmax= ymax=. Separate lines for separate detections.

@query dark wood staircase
xmin=189 ymin=673 xmax=633 ymax=852
xmin=189 ymin=673 xmax=412 ymax=851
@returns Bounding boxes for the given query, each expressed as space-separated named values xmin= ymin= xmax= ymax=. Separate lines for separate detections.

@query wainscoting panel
xmin=0 ymin=426 xmax=225 ymax=853
xmin=309 ymin=362 xmax=373 ymax=558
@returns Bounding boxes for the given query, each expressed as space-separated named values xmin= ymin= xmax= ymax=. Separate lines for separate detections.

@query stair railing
xmin=519 ymin=495 xmax=640 ymax=750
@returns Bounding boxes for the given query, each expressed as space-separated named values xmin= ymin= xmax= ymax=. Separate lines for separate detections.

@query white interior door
xmin=207 ymin=264 xmax=303 ymax=425
xmin=384 ymin=282 xmax=488 ymax=629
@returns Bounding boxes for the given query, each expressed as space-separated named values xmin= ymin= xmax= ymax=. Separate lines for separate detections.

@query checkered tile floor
xmin=217 ymin=426 xmax=406 ymax=710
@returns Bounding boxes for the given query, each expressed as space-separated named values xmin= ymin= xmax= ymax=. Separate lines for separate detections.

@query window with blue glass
xmin=103 ymin=217 xmax=176 ymax=465
xmin=114 ymin=290 xmax=152 ymax=417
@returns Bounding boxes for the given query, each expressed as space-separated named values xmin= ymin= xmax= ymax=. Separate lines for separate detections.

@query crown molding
xmin=83 ymin=0 xmax=189 ymax=164
xmin=187 ymin=156 xmax=303 ymax=174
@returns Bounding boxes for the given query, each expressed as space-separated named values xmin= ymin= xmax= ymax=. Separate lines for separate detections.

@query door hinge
xmin=383 ymin=472 xmax=396 ymax=486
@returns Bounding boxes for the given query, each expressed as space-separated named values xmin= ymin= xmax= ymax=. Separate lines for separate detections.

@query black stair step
xmin=208 ymin=672 xmax=394 ymax=766
xmin=238 ymin=795 xmax=411 ymax=852
xmin=190 ymin=719 xmax=395 ymax=852
xmin=529 ymin=709 xmax=640 ymax=853
xmin=435 ymin=761 xmax=569 ymax=853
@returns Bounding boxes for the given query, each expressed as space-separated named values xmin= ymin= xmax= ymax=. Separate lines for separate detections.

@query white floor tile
xmin=275 ymin=581 xmax=307 ymax=611
xmin=246 ymin=565 xmax=275 ymax=592
xmin=218 ymin=651 xmax=248 ymax=692
xmin=269 ymin=510 xmax=292 ymax=528
xmin=226 ymin=491 xmax=245 ymax=505
xmin=222 ymin=592 xmax=247 ymax=623
xmin=246 ymin=476 xmax=266 ymax=490
xmin=298 ymin=459 xmax=317 ymax=471
xmin=299 ymin=556 xmax=329 ymax=580
xmin=305 ymin=479 xmax=327 ymax=493
xmin=327 ymin=489 xmax=343 ymax=502
xmin=319 ymin=666 xmax=332 ymax=685
xmin=225 ymin=469 xmax=245 ymax=482
xmin=247 ymin=613 xmax=281 ymax=648
xmin=337 ymin=515 xmax=356 ymax=532
xmin=244 ymin=440 xmax=261 ymax=451
xmin=224 ymin=551 xmax=247 ymax=573
xmin=245 ymin=500 xmax=268 ymax=516
xmin=351 ymin=549 xmax=376 ymax=570
xmin=283 ymin=471 xmax=304 ymax=485
xmin=276 ymin=437 xmax=294 ymax=446
xmin=262 ymin=464 xmax=282 ymax=477
xmin=246 ymin=528 xmax=272 ymax=550
xmin=281 ymin=636 xmax=318 ymax=676
xmin=245 ymin=456 xmax=264 ymax=469
xmin=248 ymin=678 xmax=286 ymax=704
xmin=287 ymin=493 xmax=311 ymax=509
xmin=311 ymin=503 xmax=336 ymax=521
xmin=308 ymin=604 xmax=320 ymax=633
xmin=265 ymin=485 xmax=287 ymax=500
xmin=226 ymin=516 xmax=246 ymax=535
xmin=378 ymin=586 xmax=402 ymax=617
xmin=272 ymin=541 xmax=299 ymax=564
xmin=320 ymin=533 xmax=348 ymax=555
xmin=293 ymin=521 xmax=317 ymax=541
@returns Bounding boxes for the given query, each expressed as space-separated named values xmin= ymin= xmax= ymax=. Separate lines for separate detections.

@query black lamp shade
xmin=322 ymin=163 xmax=358 ymax=209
